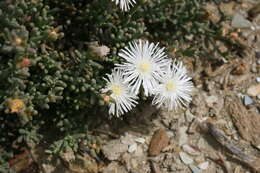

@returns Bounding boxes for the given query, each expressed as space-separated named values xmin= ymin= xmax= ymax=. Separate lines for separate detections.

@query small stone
xmin=194 ymin=155 xmax=205 ymax=164
xmin=256 ymin=77 xmax=260 ymax=83
xmin=102 ymin=140 xmax=128 ymax=160
xmin=182 ymin=144 xmax=200 ymax=156
xmin=244 ymin=95 xmax=253 ymax=105
xmin=219 ymin=2 xmax=235 ymax=16
xmin=256 ymin=52 xmax=260 ymax=59
xmin=257 ymin=95 xmax=260 ymax=100
xmin=189 ymin=165 xmax=202 ymax=173
xmin=148 ymin=128 xmax=170 ymax=156
xmin=197 ymin=138 xmax=206 ymax=149
xmin=185 ymin=110 xmax=194 ymax=122
xmin=179 ymin=152 xmax=194 ymax=165
xmin=247 ymin=84 xmax=260 ymax=96
xmin=251 ymin=64 xmax=258 ymax=73
xmin=135 ymin=138 xmax=145 ymax=144
xmin=178 ymin=126 xmax=188 ymax=146
xmin=231 ymin=13 xmax=251 ymax=29
xmin=120 ymin=133 xmax=135 ymax=145
xmin=257 ymin=59 xmax=260 ymax=65
xmin=197 ymin=161 xmax=209 ymax=170
xmin=128 ymin=143 xmax=137 ymax=153
xmin=233 ymin=134 xmax=239 ymax=141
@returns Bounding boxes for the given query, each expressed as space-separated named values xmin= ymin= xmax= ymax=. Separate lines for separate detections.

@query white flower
xmin=112 ymin=0 xmax=136 ymax=11
xmin=102 ymin=69 xmax=138 ymax=117
xmin=117 ymin=40 xmax=170 ymax=96
xmin=152 ymin=61 xmax=193 ymax=110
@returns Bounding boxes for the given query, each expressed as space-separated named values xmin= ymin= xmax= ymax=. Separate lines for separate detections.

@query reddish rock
xmin=148 ymin=128 xmax=170 ymax=156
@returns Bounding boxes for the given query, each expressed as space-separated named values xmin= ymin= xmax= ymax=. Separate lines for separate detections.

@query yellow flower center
xmin=138 ymin=62 xmax=151 ymax=72
xmin=112 ymin=86 xmax=122 ymax=96
xmin=165 ymin=81 xmax=176 ymax=91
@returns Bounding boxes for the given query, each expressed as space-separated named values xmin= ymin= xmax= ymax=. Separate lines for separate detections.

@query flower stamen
xmin=112 ymin=86 xmax=122 ymax=96
xmin=138 ymin=62 xmax=151 ymax=72
xmin=165 ymin=81 xmax=176 ymax=91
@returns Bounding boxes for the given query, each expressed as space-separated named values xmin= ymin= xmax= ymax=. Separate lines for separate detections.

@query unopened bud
xmin=230 ymin=32 xmax=239 ymax=40
xmin=14 ymin=38 xmax=23 ymax=46
xmin=101 ymin=94 xmax=111 ymax=104
xmin=89 ymin=43 xmax=110 ymax=57
xmin=48 ymin=30 xmax=59 ymax=41
xmin=18 ymin=58 xmax=31 ymax=68
xmin=7 ymin=98 xmax=25 ymax=113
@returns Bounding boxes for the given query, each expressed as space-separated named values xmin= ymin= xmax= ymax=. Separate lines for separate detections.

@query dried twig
xmin=199 ymin=121 xmax=260 ymax=172
xmin=149 ymin=160 xmax=161 ymax=173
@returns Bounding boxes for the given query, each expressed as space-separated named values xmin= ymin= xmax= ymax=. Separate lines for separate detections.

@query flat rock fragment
xmin=231 ymin=13 xmax=251 ymax=29
xmin=135 ymin=138 xmax=145 ymax=144
xmin=178 ymin=126 xmax=188 ymax=146
xmin=247 ymin=84 xmax=260 ymax=96
xmin=243 ymin=95 xmax=253 ymax=105
xmin=182 ymin=144 xmax=200 ymax=156
xmin=102 ymin=140 xmax=128 ymax=161
xmin=189 ymin=164 xmax=202 ymax=173
xmin=179 ymin=152 xmax=194 ymax=165
xmin=148 ymin=128 xmax=169 ymax=156
xmin=128 ymin=143 xmax=137 ymax=153
xmin=197 ymin=161 xmax=209 ymax=170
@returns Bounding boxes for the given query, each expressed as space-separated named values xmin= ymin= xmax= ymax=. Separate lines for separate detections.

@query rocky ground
xmin=8 ymin=1 xmax=260 ymax=173
xmin=97 ymin=1 xmax=260 ymax=173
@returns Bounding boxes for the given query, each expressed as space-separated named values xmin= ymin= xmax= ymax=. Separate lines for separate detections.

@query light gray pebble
xmin=189 ymin=165 xmax=202 ymax=173
xmin=251 ymin=66 xmax=258 ymax=73
xmin=256 ymin=77 xmax=260 ymax=83
xmin=244 ymin=95 xmax=253 ymax=105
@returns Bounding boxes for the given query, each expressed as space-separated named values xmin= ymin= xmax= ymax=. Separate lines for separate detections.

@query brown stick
xmin=199 ymin=121 xmax=260 ymax=173
xmin=149 ymin=160 xmax=161 ymax=173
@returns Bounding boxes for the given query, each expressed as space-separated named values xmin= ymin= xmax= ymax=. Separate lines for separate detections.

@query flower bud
xmin=89 ymin=42 xmax=110 ymax=57
xmin=7 ymin=98 xmax=25 ymax=113
xmin=18 ymin=58 xmax=31 ymax=68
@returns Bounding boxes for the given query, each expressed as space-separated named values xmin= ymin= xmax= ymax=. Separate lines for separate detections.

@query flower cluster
xmin=102 ymin=40 xmax=194 ymax=117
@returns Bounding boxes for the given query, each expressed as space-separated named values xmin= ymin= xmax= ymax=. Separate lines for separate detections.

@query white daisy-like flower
xmin=111 ymin=0 xmax=136 ymax=11
xmin=117 ymin=39 xmax=171 ymax=96
xmin=102 ymin=69 xmax=138 ymax=117
xmin=152 ymin=61 xmax=193 ymax=110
